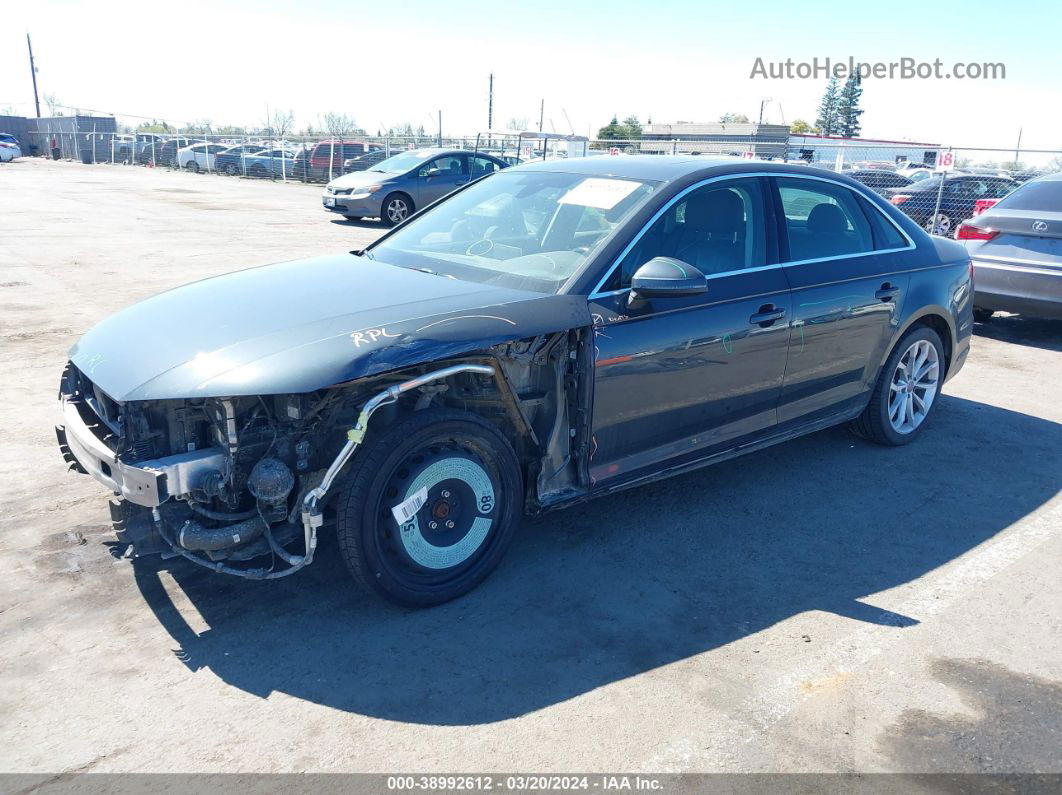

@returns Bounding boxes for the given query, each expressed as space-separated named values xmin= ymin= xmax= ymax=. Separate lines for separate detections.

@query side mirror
xmin=630 ymin=257 xmax=707 ymax=297
xmin=424 ymin=167 xmax=441 ymax=179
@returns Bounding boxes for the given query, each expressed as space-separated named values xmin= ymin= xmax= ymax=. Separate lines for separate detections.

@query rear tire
xmin=335 ymin=408 xmax=523 ymax=607
xmin=187 ymin=160 xmax=200 ymax=173
xmin=850 ymin=325 xmax=945 ymax=446
xmin=923 ymin=212 xmax=955 ymax=236
xmin=225 ymin=162 xmax=239 ymax=176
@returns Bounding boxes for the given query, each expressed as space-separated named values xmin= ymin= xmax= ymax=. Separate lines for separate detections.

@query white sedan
xmin=176 ymin=142 xmax=229 ymax=172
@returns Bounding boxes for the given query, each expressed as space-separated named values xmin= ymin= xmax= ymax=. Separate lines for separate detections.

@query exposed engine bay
xmin=56 ymin=329 xmax=592 ymax=579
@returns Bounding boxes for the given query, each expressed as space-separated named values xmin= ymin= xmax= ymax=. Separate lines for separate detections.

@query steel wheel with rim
xmin=336 ymin=408 xmax=522 ymax=607
xmin=382 ymin=194 xmax=412 ymax=226
xmin=851 ymin=325 xmax=946 ymax=446
xmin=888 ymin=339 xmax=940 ymax=435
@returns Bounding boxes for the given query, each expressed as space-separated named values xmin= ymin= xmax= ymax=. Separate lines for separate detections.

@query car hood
xmin=70 ymin=254 xmax=590 ymax=401
xmin=328 ymin=170 xmax=402 ymax=189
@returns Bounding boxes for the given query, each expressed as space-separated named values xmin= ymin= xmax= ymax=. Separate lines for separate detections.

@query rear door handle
xmin=876 ymin=283 xmax=900 ymax=301
xmin=749 ymin=306 xmax=786 ymax=326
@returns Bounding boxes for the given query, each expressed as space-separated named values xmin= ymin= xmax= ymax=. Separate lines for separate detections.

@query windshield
xmin=367 ymin=170 xmax=658 ymax=293
xmin=370 ymin=151 xmax=433 ymax=173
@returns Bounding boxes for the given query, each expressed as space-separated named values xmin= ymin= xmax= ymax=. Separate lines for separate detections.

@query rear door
xmin=773 ymin=175 xmax=913 ymax=426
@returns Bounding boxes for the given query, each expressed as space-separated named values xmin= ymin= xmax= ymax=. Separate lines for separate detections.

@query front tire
xmin=336 ymin=409 xmax=523 ymax=607
xmin=381 ymin=193 xmax=413 ymax=226
xmin=186 ymin=160 xmax=200 ymax=173
xmin=851 ymin=326 xmax=945 ymax=446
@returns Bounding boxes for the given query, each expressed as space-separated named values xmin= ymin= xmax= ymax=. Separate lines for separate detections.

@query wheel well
xmin=384 ymin=191 xmax=414 ymax=210
xmin=910 ymin=314 xmax=953 ymax=376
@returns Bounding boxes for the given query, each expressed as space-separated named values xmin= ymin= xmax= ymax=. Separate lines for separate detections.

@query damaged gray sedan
xmin=57 ymin=157 xmax=972 ymax=606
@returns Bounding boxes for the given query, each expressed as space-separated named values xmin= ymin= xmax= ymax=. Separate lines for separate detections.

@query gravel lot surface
xmin=2 ymin=158 xmax=1060 ymax=776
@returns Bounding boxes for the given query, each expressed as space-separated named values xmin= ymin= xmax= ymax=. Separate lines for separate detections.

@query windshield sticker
xmin=558 ymin=178 xmax=641 ymax=210
xmin=351 ymin=327 xmax=400 ymax=348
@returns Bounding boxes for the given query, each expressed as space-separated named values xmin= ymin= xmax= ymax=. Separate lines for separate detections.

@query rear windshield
xmin=994 ymin=179 xmax=1062 ymax=211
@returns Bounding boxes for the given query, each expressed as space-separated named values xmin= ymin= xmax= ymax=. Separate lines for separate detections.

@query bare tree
xmin=44 ymin=94 xmax=62 ymax=116
xmin=320 ymin=113 xmax=359 ymax=179
xmin=265 ymin=109 xmax=295 ymax=141
xmin=506 ymin=116 xmax=529 ymax=131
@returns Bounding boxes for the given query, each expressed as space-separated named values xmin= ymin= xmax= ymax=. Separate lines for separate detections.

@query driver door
xmin=417 ymin=154 xmax=470 ymax=206
xmin=587 ymin=177 xmax=791 ymax=487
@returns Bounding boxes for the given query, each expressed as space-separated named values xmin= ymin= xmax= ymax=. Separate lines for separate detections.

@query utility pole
xmin=758 ymin=97 xmax=771 ymax=125
xmin=538 ymin=99 xmax=544 ymax=132
xmin=487 ymin=73 xmax=493 ymax=130
xmin=27 ymin=33 xmax=41 ymax=118
xmin=438 ymin=110 xmax=442 ymax=147
xmin=1014 ymin=127 xmax=1023 ymax=164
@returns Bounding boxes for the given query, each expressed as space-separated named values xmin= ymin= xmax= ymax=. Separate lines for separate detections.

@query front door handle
xmin=749 ymin=305 xmax=786 ymax=327
xmin=876 ymin=283 xmax=901 ymax=302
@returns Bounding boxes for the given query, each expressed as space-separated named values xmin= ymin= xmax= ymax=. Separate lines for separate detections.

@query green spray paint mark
xmin=722 ymin=333 xmax=733 ymax=354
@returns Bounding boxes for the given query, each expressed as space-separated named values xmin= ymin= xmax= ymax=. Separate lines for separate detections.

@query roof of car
xmin=508 ymin=155 xmax=850 ymax=182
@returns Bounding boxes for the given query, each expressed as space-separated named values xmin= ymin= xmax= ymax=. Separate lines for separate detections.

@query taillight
xmin=890 ymin=195 xmax=911 ymax=206
xmin=973 ymin=198 xmax=1000 ymax=217
xmin=956 ymin=223 xmax=999 ymax=241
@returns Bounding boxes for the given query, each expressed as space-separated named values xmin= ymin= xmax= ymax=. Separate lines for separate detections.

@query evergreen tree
xmin=815 ymin=78 xmax=841 ymax=136
xmin=597 ymin=116 xmax=622 ymax=140
xmin=837 ymin=75 xmax=864 ymax=138
xmin=621 ymin=115 xmax=643 ymax=139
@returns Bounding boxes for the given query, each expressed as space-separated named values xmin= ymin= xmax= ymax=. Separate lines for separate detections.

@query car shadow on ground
xmin=974 ymin=314 xmax=1062 ymax=352
xmin=132 ymin=395 xmax=1061 ymax=726
xmin=330 ymin=217 xmax=384 ymax=229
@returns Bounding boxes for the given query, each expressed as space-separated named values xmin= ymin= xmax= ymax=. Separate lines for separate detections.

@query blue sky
xmin=2 ymin=0 xmax=1060 ymax=150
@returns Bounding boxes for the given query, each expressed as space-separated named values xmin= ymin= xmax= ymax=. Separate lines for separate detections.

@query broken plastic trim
xmin=150 ymin=362 xmax=496 ymax=580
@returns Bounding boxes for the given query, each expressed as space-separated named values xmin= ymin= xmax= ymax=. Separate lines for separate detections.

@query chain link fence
xmin=18 ymin=122 xmax=1062 ymax=237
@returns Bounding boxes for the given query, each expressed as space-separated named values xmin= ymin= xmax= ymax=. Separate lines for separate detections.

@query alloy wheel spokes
xmin=888 ymin=339 xmax=940 ymax=434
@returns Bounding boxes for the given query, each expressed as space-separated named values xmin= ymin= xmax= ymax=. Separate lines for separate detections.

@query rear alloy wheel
xmin=382 ymin=193 xmax=413 ymax=226
xmin=225 ymin=162 xmax=239 ymax=176
xmin=924 ymin=212 xmax=955 ymax=236
xmin=851 ymin=326 xmax=945 ymax=446
xmin=187 ymin=160 xmax=200 ymax=173
xmin=336 ymin=409 xmax=522 ymax=607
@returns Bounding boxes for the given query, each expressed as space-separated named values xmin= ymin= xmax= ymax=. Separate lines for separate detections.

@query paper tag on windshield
xmin=391 ymin=486 xmax=428 ymax=525
xmin=558 ymin=178 xmax=640 ymax=210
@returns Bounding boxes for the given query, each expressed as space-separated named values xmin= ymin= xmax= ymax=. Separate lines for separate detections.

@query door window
xmin=611 ymin=178 xmax=768 ymax=288
xmin=471 ymin=156 xmax=499 ymax=177
xmin=421 ymin=155 xmax=468 ymax=178
xmin=777 ymin=177 xmax=875 ymax=261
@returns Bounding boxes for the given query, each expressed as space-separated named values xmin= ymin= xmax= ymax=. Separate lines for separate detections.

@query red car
xmin=292 ymin=140 xmax=374 ymax=182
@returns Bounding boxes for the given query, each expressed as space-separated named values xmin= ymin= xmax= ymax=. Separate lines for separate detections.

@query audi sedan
xmin=322 ymin=148 xmax=509 ymax=226
xmin=57 ymin=157 xmax=972 ymax=607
